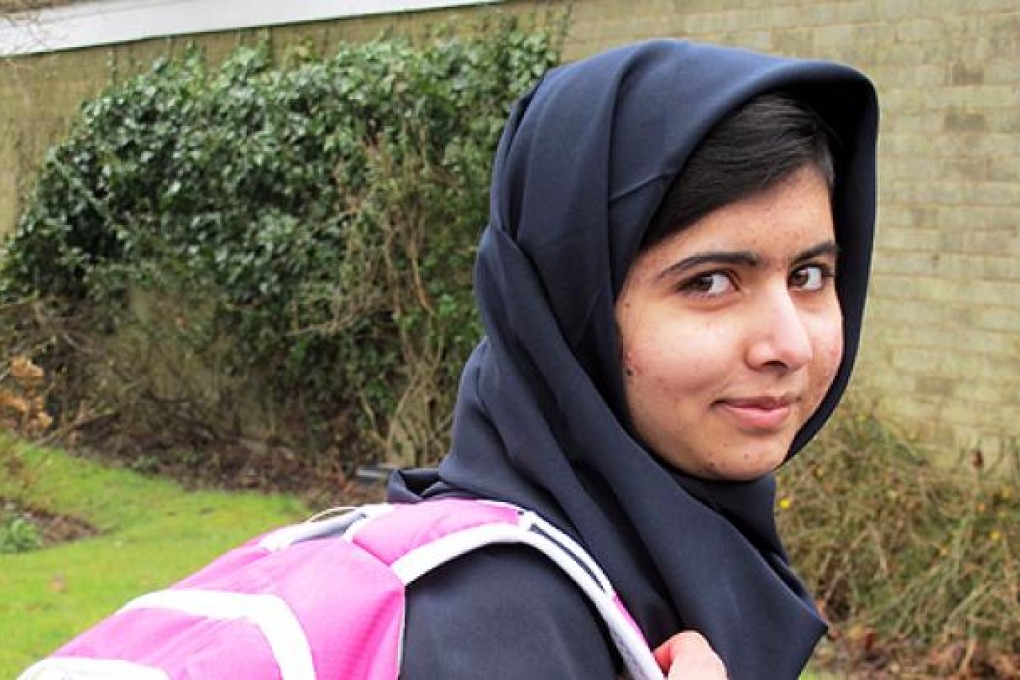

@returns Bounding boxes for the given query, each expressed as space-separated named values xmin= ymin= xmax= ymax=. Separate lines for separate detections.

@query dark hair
xmin=642 ymin=93 xmax=837 ymax=250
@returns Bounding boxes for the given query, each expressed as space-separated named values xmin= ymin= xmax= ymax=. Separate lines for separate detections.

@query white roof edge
xmin=0 ymin=0 xmax=503 ymax=57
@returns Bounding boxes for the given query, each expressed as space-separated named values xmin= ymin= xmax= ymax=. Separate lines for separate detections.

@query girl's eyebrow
xmin=656 ymin=239 xmax=840 ymax=280
xmin=793 ymin=240 xmax=840 ymax=264
xmin=656 ymin=251 xmax=760 ymax=280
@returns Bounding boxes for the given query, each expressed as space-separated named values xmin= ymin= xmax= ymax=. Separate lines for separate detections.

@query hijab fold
xmin=390 ymin=39 xmax=878 ymax=680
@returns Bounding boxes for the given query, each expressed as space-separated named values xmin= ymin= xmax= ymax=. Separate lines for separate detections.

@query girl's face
xmin=615 ymin=167 xmax=843 ymax=481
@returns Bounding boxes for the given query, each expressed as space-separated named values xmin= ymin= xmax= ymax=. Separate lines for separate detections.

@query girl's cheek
xmin=816 ymin=325 xmax=845 ymax=387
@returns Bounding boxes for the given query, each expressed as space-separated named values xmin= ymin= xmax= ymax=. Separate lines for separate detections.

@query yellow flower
xmin=778 ymin=497 xmax=792 ymax=510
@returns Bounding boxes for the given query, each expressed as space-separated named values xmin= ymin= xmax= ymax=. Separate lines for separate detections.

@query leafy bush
xmin=0 ymin=16 xmax=562 ymax=473
xmin=779 ymin=405 xmax=1020 ymax=677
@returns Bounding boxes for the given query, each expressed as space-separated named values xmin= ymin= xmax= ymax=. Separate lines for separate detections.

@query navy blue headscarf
xmin=391 ymin=39 xmax=878 ymax=679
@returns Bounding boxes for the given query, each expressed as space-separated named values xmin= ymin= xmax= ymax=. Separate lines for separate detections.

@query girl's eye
xmin=680 ymin=272 xmax=734 ymax=297
xmin=790 ymin=264 xmax=833 ymax=292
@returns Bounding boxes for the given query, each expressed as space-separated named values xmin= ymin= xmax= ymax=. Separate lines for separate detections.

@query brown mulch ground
xmin=1 ymin=497 xmax=98 ymax=547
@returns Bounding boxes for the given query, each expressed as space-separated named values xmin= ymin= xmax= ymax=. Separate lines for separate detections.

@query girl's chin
xmin=686 ymin=441 xmax=792 ymax=482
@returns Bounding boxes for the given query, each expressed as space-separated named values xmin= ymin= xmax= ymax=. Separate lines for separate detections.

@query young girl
xmin=389 ymin=39 xmax=878 ymax=679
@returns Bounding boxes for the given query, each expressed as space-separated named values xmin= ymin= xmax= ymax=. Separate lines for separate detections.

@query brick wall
xmin=1 ymin=0 xmax=1018 ymax=458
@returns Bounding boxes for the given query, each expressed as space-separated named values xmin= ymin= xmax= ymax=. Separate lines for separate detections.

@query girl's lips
xmin=715 ymin=397 xmax=795 ymax=431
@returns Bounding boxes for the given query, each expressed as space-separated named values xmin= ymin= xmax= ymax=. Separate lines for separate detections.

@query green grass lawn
xmin=0 ymin=435 xmax=309 ymax=676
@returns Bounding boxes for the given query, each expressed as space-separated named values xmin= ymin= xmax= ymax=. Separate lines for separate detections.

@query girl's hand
xmin=653 ymin=631 xmax=728 ymax=679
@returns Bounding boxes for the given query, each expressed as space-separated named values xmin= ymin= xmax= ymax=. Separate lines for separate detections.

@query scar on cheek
xmin=616 ymin=321 xmax=636 ymax=379
xmin=620 ymin=349 xmax=638 ymax=379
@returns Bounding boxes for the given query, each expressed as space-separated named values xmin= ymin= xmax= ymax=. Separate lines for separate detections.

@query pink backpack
xmin=20 ymin=498 xmax=663 ymax=679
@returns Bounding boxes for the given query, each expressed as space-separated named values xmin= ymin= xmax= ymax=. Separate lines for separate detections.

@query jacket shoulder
xmin=402 ymin=543 xmax=620 ymax=679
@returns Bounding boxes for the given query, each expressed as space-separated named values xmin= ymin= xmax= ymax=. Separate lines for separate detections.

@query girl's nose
xmin=745 ymin=288 xmax=814 ymax=372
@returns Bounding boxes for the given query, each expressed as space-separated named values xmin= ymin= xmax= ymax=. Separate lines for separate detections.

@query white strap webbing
xmin=390 ymin=509 xmax=664 ymax=680
xmin=259 ymin=503 xmax=396 ymax=551
xmin=18 ymin=658 xmax=170 ymax=680
xmin=120 ymin=589 xmax=316 ymax=680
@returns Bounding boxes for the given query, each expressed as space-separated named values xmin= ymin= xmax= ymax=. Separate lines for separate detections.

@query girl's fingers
xmin=653 ymin=631 xmax=728 ymax=679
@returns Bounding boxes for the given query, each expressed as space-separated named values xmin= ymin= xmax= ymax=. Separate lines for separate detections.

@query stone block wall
xmin=1 ymin=0 xmax=1018 ymax=457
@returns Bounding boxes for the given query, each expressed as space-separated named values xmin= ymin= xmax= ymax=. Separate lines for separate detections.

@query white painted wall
xmin=0 ymin=0 xmax=502 ymax=56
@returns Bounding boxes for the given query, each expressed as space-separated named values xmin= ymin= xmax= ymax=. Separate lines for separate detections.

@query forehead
xmin=633 ymin=168 xmax=836 ymax=273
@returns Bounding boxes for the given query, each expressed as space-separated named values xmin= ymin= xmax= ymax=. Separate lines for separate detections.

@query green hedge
xmin=0 ymin=17 xmax=562 ymax=471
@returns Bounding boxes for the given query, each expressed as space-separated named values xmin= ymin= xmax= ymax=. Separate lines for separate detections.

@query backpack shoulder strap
xmin=330 ymin=498 xmax=664 ymax=680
